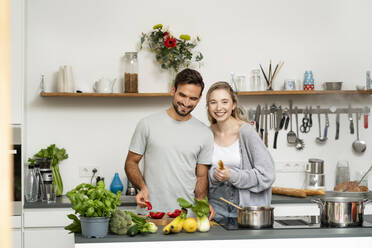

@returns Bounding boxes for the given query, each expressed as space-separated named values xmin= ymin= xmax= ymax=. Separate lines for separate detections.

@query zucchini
xmin=127 ymin=224 xmax=139 ymax=237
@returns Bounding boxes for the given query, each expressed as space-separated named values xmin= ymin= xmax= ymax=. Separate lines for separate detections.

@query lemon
xmin=183 ymin=217 xmax=198 ymax=233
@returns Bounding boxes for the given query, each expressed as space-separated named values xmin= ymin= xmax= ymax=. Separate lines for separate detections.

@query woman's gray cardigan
xmin=209 ymin=123 xmax=275 ymax=206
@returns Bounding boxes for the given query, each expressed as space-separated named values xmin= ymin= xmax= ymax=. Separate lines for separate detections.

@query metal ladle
xmin=316 ymin=106 xmax=327 ymax=143
xmin=352 ymin=113 xmax=367 ymax=153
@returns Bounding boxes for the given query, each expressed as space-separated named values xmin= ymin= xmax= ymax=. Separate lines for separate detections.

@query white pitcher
xmin=93 ymin=78 xmax=116 ymax=93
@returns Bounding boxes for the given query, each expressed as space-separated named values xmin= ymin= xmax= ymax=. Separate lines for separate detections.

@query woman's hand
xmin=214 ymin=167 xmax=231 ymax=182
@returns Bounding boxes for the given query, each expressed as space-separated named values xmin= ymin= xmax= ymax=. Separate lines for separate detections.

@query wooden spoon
xmin=219 ymin=197 xmax=242 ymax=210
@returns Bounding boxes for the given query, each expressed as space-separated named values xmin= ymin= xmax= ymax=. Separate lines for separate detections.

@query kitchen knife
xmin=273 ymin=107 xmax=283 ymax=149
xmin=348 ymin=104 xmax=354 ymax=134
xmin=264 ymin=104 xmax=268 ymax=147
xmin=255 ymin=104 xmax=261 ymax=133
xmin=284 ymin=112 xmax=290 ymax=130
xmin=309 ymin=106 xmax=313 ymax=127
xmin=335 ymin=112 xmax=340 ymax=140
xmin=260 ymin=106 xmax=264 ymax=139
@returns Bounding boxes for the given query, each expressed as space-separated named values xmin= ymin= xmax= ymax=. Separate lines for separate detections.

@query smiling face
xmin=207 ymin=88 xmax=236 ymax=123
xmin=171 ymin=83 xmax=202 ymax=117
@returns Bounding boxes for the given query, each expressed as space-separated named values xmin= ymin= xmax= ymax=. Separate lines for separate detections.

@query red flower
xmin=164 ymin=36 xmax=177 ymax=48
xmin=163 ymin=32 xmax=169 ymax=37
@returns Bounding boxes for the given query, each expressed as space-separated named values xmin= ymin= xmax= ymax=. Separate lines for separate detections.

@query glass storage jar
xmin=124 ymin=52 xmax=138 ymax=93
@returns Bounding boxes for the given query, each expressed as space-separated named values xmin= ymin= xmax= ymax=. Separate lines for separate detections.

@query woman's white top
xmin=212 ymin=139 xmax=241 ymax=171
xmin=209 ymin=139 xmax=241 ymax=220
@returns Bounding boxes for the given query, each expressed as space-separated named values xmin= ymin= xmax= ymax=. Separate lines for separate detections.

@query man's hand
xmin=125 ymin=151 xmax=149 ymax=208
xmin=136 ymin=186 xmax=149 ymax=208
xmin=214 ymin=167 xmax=231 ymax=182
xmin=209 ymin=204 xmax=216 ymax=220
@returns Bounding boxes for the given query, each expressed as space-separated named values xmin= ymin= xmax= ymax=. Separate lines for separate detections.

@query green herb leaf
xmin=177 ymin=198 xmax=193 ymax=209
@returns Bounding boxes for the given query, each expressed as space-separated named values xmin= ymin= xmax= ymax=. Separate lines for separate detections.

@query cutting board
xmin=138 ymin=215 xmax=174 ymax=226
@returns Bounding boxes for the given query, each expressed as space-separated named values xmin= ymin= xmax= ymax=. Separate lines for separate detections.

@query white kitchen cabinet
xmin=11 ymin=215 xmax=22 ymax=248
xmin=12 ymin=229 xmax=22 ymax=248
xmin=10 ymin=0 xmax=24 ymax=124
xmin=24 ymin=208 xmax=74 ymax=248
xmin=24 ymin=229 xmax=73 ymax=248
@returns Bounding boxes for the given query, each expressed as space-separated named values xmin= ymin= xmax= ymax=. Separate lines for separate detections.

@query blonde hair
xmin=206 ymin=81 xmax=247 ymax=124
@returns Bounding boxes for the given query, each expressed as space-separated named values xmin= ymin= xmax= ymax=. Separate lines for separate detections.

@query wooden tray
xmin=138 ymin=215 xmax=175 ymax=226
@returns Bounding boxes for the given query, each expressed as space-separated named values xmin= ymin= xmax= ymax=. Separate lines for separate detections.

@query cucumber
xmin=127 ymin=224 xmax=139 ymax=237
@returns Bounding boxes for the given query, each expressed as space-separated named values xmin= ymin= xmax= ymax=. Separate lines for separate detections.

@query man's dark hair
xmin=174 ymin=68 xmax=204 ymax=95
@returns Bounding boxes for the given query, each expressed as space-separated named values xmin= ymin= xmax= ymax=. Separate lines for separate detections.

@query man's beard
xmin=172 ymin=102 xmax=194 ymax=117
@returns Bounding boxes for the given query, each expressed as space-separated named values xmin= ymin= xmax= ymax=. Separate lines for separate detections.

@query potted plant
xmin=28 ymin=144 xmax=68 ymax=196
xmin=65 ymin=181 xmax=122 ymax=238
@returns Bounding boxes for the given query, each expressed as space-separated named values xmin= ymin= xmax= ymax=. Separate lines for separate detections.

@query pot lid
xmin=318 ymin=195 xmax=366 ymax=202
xmin=241 ymin=206 xmax=274 ymax=211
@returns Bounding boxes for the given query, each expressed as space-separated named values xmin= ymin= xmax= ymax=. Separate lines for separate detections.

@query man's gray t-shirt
xmin=129 ymin=110 xmax=214 ymax=212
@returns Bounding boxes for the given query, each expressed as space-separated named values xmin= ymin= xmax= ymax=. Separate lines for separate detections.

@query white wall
xmin=25 ymin=0 xmax=372 ymax=193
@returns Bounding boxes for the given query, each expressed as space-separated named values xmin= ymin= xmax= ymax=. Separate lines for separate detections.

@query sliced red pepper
xmin=149 ymin=211 xmax=165 ymax=219
xmin=167 ymin=209 xmax=181 ymax=218
xmin=145 ymin=201 xmax=152 ymax=210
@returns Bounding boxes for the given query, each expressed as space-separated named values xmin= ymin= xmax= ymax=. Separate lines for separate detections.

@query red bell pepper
xmin=145 ymin=201 xmax=152 ymax=210
xmin=149 ymin=211 xmax=165 ymax=219
xmin=167 ymin=209 xmax=181 ymax=218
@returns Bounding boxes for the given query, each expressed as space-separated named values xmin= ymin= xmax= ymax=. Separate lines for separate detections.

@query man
xmin=125 ymin=68 xmax=215 ymax=218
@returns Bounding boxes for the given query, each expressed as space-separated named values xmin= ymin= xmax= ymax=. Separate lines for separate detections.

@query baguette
xmin=272 ymin=186 xmax=307 ymax=198
xmin=304 ymin=189 xmax=326 ymax=196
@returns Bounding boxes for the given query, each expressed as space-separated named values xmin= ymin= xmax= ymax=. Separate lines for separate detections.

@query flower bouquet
xmin=139 ymin=24 xmax=203 ymax=85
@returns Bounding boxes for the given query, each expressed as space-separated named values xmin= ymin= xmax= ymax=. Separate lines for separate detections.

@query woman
xmin=206 ymin=81 xmax=275 ymax=222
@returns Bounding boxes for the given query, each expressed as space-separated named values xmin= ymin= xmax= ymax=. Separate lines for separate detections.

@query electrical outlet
xmin=275 ymin=161 xmax=306 ymax=172
xmin=79 ymin=166 xmax=100 ymax=177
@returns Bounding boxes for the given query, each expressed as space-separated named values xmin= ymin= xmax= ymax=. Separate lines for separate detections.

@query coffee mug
xmin=283 ymin=79 xmax=296 ymax=90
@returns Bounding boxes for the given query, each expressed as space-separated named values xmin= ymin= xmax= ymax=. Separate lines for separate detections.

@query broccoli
xmin=110 ymin=210 xmax=133 ymax=235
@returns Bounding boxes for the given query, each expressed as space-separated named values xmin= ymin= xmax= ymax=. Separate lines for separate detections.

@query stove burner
xmin=217 ymin=216 xmax=372 ymax=230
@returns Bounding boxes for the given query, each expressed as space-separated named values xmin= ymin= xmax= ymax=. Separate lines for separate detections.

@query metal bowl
xmin=324 ymin=82 xmax=343 ymax=90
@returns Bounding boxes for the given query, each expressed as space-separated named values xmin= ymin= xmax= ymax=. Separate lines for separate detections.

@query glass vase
xmin=110 ymin=173 xmax=124 ymax=194
xmin=169 ymin=69 xmax=177 ymax=92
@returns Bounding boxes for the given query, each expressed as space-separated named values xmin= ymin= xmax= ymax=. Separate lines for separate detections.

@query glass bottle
xmin=251 ymin=69 xmax=262 ymax=91
xmin=25 ymin=165 xmax=38 ymax=202
xmin=34 ymin=160 xmax=42 ymax=201
xmin=110 ymin=173 xmax=124 ymax=194
xmin=124 ymin=52 xmax=138 ymax=93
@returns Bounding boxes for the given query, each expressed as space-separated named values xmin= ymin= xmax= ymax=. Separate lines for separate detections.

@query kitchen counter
xmin=23 ymin=195 xmax=137 ymax=209
xmin=75 ymin=216 xmax=372 ymax=247
xmin=23 ymin=194 xmax=318 ymax=209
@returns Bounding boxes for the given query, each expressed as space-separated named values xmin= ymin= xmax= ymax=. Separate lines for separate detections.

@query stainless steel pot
xmin=220 ymin=197 xmax=274 ymax=228
xmin=312 ymin=196 xmax=372 ymax=227
xmin=306 ymin=158 xmax=324 ymax=174
xmin=237 ymin=206 xmax=274 ymax=228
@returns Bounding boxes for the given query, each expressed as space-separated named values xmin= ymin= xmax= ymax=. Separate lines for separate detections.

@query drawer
xmin=24 ymin=208 xmax=73 ymax=227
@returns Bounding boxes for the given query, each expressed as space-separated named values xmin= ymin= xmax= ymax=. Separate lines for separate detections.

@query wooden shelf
xmin=237 ymin=90 xmax=372 ymax=96
xmin=40 ymin=90 xmax=372 ymax=98
xmin=40 ymin=92 xmax=171 ymax=97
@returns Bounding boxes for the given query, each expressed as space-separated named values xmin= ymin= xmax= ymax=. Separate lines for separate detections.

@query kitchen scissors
xmin=300 ymin=106 xmax=311 ymax=133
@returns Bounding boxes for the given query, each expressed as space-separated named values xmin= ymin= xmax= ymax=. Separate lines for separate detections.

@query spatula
xmin=287 ymin=101 xmax=297 ymax=144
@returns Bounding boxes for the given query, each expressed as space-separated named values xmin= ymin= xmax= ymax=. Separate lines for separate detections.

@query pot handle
xmin=311 ymin=198 xmax=324 ymax=208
